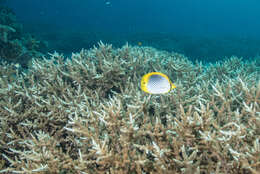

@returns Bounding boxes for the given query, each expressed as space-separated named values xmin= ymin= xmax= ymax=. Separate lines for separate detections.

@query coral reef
xmin=0 ymin=42 xmax=259 ymax=173
xmin=0 ymin=24 xmax=16 ymax=43
xmin=0 ymin=5 xmax=48 ymax=67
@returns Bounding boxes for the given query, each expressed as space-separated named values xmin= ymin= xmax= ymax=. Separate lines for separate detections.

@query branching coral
xmin=0 ymin=24 xmax=15 ymax=43
xmin=0 ymin=42 xmax=259 ymax=173
xmin=0 ymin=6 xmax=48 ymax=67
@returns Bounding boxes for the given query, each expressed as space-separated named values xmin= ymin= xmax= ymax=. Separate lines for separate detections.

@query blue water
xmin=4 ymin=0 xmax=260 ymax=61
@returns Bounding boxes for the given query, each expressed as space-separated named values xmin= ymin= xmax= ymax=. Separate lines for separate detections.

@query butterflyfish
xmin=141 ymin=72 xmax=176 ymax=94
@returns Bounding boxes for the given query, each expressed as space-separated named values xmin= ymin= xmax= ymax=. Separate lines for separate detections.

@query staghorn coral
xmin=0 ymin=42 xmax=259 ymax=174
xmin=0 ymin=24 xmax=16 ymax=43
xmin=0 ymin=5 xmax=48 ymax=67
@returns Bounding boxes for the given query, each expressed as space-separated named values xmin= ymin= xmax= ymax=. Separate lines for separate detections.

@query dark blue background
xmin=4 ymin=0 xmax=260 ymax=61
xmin=6 ymin=0 xmax=260 ymax=37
